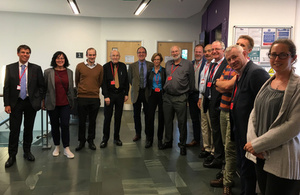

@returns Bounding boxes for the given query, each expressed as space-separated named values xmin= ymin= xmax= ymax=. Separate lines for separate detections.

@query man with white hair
xmin=161 ymin=45 xmax=194 ymax=155
xmin=100 ymin=50 xmax=129 ymax=148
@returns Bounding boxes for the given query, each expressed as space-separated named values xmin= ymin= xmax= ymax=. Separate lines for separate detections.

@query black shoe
xmin=198 ymin=151 xmax=210 ymax=158
xmin=204 ymin=154 xmax=215 ymax=163
xmin=75 ymin=142 xmax=85 ymax=151
xmin=180 ymin=147 xmax=187 ymax=156
xmin=161 ymin=142 xmax=172 ymax=150
xmin=23 ymin=152 xmax=35 ymax=161
xmin=203 ymin=159 xmax=223 ymax=169
xmin=216 ymin=169 xmax=223 ymax=179
xmin=145 ymin=140 xmax=152 ymax=148
xmin=100 ymin=141 xmax=107 ymax=148
xmin=114 ymin=140 xmax=123 ymax=146
xmin=5 ymin=156 xmax=16 ymax=168
xmin=158 ymin=140 xmax=163 ymax=150
xmin=88 ymin=141 xmax=96 ymax=150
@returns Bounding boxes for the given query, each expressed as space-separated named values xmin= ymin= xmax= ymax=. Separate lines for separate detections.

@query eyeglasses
xmin=138 ymin=52 xmax=146 ymax=54
xmin=268 ymin=53 xmax=291 ymax=59
xmin=211 ymin=48 xmax=222 ymax=51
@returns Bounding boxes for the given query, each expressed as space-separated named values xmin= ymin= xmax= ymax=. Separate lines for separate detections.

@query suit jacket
xmin=203 ymin=58 xmax=227 ymax=113
xmin=192 ymin=58 xmax=207 ymax=90
xmin=146 ymin=66 xmax=166 ymax=101
xmin=44 ymin=68 xmax=74 ymax=110
xmin=128 ymin=60 xmax=154 ymax=103
xmin=4 ymin=62 xmax=44 ymax=111
xmin=102 ymin=61 xmax=129 ymax=98
xmin=246 ymin=72 xmax=300 ymax=180
xmin=230 ymin=60 xmax=269 ymax=145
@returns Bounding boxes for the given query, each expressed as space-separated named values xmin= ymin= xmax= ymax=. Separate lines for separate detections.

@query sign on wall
xmin=233 ymin=26 xmax=292 ymax=66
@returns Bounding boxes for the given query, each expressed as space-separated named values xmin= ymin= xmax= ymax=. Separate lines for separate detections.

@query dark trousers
xmin=188 ymin=91 xmax=202 ymax=143
xmin=163 ymin=93 xmax=187 ymax=146
xmin=48 ymin=105 xmax=71 ymax=148
xmin=133 ymin=89 xmax=148 ymax=136
xmin=77 ymin=97 xmax=100 ymax=143
xmin=102 ymin=92 xmax=125 ymax=142
xmin=235 ymin=136 xmax=257 ymax=195
xmin=255 ymin=158 xmax=300 ymax=195
xmin=208 ymin=101 xmax=224 ymax=163
xmin=9 ymin=98 xmax=37 ymax=156
xmin=146 ymin=90 xmax=164 ymax=142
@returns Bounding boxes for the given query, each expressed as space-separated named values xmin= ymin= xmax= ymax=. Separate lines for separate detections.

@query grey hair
xmin=170 ymin=46 xmax=182 ymax=55
xmin=225 ymin=44 xmax=243 ymax=54
xmin=212 ymin=40 xmax=225 ymax=50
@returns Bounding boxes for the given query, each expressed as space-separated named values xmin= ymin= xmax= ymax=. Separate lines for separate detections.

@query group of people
xmin=194 ymin=37 xmax=300 ymax=195
xmin=3 ymin=37 xmax=300 ymax=194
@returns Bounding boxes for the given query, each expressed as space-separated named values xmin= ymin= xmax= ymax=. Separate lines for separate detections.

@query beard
xmin=172 ymin=54 xmax=181 ymax=61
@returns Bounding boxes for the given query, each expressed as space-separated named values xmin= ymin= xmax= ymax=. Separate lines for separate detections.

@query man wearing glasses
xmin=128 ymin=47 xmax=153 ymax=142
xmin=202 ymin=40 xmax=227 ymax=168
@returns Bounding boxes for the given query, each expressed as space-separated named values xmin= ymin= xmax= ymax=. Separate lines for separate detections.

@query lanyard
xmin=194 ymin=60 xmax=202 ymax=72
xmin=203 ymin=63 xmax=210 ymax=76
xmin=110 ymin=62 xmax=118 ymax=80
xmin=19 ymin=66 xmax=28 ymax=83
xmin=170 ymin=63 xmax=179 ymax=76
xmin=154 ymin=72 xmax=160 ymax=85
xmin=230 ymin=75 xmax=239 ymax=110
xmin=209 ymin=61 xmax=222 ymax=81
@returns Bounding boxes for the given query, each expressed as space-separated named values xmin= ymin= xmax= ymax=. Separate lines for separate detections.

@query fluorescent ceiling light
xmin=67 ymin=0 xmax=80 ymax=15
xmin=134 ymin=0 xmax=151 ymax=16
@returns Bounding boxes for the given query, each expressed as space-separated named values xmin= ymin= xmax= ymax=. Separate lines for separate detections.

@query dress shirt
xmin=19 ymin=61 xmax=28 ymax=97
xmin=199 ymin=61 xmax=211 ymax=98
xmin=151 ymin=67 xmax=162 ymax=90
xmin=84 ymin=60 xmax=98 ymax=69
xmin=194 ymin=59 xmax=203 ymax=91
xmin=163 ymin=58 xmax=194 ymax=96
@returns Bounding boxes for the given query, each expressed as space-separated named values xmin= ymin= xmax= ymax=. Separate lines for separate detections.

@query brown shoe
xmin=132 ymin=135 xmax=141 ymax=142
xmin=223 ymin=186 xmax=232 ymax=195
xmin=186 ymin=140 xmax=199 ymax=147
xmin=210 ymin=177 xmax=223 ymax=188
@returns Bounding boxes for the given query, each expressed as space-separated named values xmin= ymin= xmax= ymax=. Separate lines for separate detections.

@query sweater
xmin=75 ymin=62 xmax=103 ymax=98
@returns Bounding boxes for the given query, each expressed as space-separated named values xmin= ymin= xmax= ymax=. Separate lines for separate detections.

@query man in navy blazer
xmin=187 ymin=44 xmax=206 ymax=147
xmin=3 ymin=45 xmax=44 ymax=168
xmin=202 ymin=41 xmax=227 ymax=169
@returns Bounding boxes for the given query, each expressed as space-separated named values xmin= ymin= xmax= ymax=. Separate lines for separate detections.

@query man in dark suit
xmin=128 ymin=46 xmax=154 ymax=142
xmin=226 ymin=44 xmax=269 ymax=195
xmin=100 ymin=50 xmax=129 ymax=148
xmin=203 ymin=40 xmax=227 ymax=168
xmin=4 ymin=45 xmax=44 ymax=168
xmin=186 ymin=44 xmax=206 ymax=148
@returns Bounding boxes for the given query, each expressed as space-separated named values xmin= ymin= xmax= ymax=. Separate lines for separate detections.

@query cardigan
xmin=246 ymin=71 xmax=300 ymax=180
xmin=44 ymin=68 xmax=74 ymax=110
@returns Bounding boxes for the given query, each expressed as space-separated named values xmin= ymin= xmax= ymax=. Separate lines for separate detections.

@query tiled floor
xmin=0 ymin=109 xmax=241 ymax=194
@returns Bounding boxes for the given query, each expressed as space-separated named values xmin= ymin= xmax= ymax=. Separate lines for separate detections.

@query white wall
xmin=228 ymin=0 xmax=300 ymax=74
xmin=0 ymin=11 xmax=201 ymax=94
xmin=0 ymin=11 xmax=201 ymax=110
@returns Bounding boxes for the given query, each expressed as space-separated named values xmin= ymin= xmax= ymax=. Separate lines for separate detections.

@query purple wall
xmin=202 ymin=0 xmax=230 ymax=46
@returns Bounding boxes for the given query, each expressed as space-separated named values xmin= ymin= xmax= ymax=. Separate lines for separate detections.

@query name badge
xmin=206 ymin=82 xmax=212 ymax=87
xmin=200 ymin=79 xmax=205 ymax=85
xmin=111 ymin=81 xmax=115 ymax=85
xmin=155 ymin=88 xmax=160 ymax=92
xmin=168 ymin=76 xmax=172 ymax=81
xmin=17 ymin=85 xmax=21 ymax=90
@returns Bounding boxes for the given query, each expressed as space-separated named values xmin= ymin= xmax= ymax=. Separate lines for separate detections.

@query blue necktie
xmin=20 ymin=65 xmax=26 ymax=100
